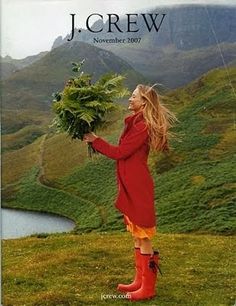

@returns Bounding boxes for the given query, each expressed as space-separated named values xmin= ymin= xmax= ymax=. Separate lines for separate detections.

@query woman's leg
xmin=134 ymin=237 xmax=141 ymax=248
xmin=140 ymin=237 xmax=153 ymax=254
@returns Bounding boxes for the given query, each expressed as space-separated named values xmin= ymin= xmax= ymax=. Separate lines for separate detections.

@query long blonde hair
xmin=136 ymin=84 xmax=177 ymax=153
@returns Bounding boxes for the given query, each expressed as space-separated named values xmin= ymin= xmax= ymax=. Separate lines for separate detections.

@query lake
xmin=1 ymin=208 xmax=76 ymax=239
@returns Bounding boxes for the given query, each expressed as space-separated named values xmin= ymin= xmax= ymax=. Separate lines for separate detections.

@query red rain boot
xmin=127 ymin=251 xmax=161 ymax=301
xmin=117 ymin=248 xmax=142 ymax=292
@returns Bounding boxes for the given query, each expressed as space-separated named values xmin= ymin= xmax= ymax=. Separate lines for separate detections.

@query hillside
xmin=0 ymin=52 xmax=48 ymax=80
xmin=104 ymin=43 xmax=236 ymax=88
xmin=1 ymin=41 xmax=145 ymax=140
xmin=1 ymin=41 xmax=146 ymax=112
xmin=2 ymin=66 xmax=236 ymax=235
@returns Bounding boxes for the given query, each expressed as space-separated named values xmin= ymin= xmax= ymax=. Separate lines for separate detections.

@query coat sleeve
xmin=91 ymin=121 xmax=149 ymax=160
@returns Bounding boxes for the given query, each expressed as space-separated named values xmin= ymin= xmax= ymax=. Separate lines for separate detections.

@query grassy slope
xmin=2 ymin=67 xmax=236 ymax=235
xmin=1 ymin=109 xmax=52 ymax=135
xmin=2 ymin=66 xmax=236 ymax=306
xmin=2 ymin=136 xmax=43 ymax=186
xmin=105 ymin=43 xmax=236 ymax=88
xmin=1 ymin=41 xmax=146 ymax=111
xmin=3 ymin=232 xmax=236 ymax=306
xmin=2 ymin=125 xmax=47 ymax=153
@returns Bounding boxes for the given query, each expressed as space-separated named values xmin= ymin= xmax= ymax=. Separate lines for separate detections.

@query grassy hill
xmin=1 ymin=108 xmax=52 ymax=138
xmin=1 ymin=41 xmax=146 ymax=112
xmin=1 ymin=41 xmax=146 ymax=146
xmin=104 ymin=43 xmax=236 ymax=88
xmin=2 ymin=231 xmax=236 ymax=306
xmin=2 ymin=125 xmax=48 ymax=153
xmin=2 ymin=66 xmax=236 ymax=235
xmin=0 ymin=52 xmax=48 ymax=80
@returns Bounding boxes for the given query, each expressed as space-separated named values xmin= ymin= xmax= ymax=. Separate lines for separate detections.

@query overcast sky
xmin=1 ymin=0 xmax=235 ymax=59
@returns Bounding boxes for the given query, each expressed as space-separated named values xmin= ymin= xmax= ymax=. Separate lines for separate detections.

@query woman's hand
xmin=83 ymin=132 xmax=98 ymax=143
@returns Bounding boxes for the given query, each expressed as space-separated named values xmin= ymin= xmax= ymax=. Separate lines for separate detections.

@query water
xmin=1 ymin=208 xmax=75 ymax=239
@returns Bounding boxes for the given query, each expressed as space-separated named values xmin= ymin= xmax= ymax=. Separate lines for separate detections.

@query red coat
xmin=91 ymin=111 xmax=156 ymax=228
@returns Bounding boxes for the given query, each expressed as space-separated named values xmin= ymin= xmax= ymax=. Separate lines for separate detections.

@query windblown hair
xmin=136 ymin=84 xmax=177 ymax=153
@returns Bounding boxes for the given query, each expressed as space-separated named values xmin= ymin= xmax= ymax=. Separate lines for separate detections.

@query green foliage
xmin=51 ymin=60 xmax=129 ymax=142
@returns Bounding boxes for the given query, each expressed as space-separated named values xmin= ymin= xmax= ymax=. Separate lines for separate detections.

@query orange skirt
xmin=124 ymin=215 xmax=156 ymax=239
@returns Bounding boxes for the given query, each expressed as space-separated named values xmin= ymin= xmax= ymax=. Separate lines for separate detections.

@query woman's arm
xmin=89 ymin=122 xmax=148 ymax=160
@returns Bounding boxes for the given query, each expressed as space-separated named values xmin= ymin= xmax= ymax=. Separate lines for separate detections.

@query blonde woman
xmin=83 ymin=84 xmax=176 ymax=301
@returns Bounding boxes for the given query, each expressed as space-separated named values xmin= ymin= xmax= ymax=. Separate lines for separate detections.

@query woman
xmin=83 ymin=84 xmax=176 ymax=301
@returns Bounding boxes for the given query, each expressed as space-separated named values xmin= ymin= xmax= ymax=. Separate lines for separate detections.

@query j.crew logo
xmin=67 ymin=13 xmax=166 ymax=41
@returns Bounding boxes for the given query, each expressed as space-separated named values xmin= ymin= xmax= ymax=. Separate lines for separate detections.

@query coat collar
xmin=119 ymin=111 xmax=145 ymax=142
xmin=124 ymin=111 xmax=144 ymax=125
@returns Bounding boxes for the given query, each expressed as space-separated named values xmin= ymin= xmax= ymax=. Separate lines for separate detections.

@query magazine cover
xmin=1 ymin=0 xmax=236 ymax=305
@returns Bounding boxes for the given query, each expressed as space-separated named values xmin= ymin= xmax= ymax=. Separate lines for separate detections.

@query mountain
xmin=1 ymin=62 xmax=18 ymax=81
xmin=0 ymin=52 xmax=48 ymax=80
xmin=2 ymin=66 xmax=236 ymax=235
xmin=52 ymin=5 xmax=236 ymax=51
xmin=105 ymin=43 xmax=236 ymax=88
xmin=51 ymin=5 xmax=236 ymax=88
xmin=1 ymin=41 xmax=146 ymax=113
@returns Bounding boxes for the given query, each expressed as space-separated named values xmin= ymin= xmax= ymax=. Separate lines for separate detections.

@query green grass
xmin=2 ymin=167 xmax=106 ymax=233
xmin=1 ymin=125 xmax=46 ymax=153
xmin=2 ymin=66 xmax=236 ymax=235
xmin=3 ymin=152 xmax=235 ymax=235
xmin=2 ymin=63 xmax=236 ymax=306
xmin=3 ymin=231 xmax=236 ymax=306
xmin=2 ymin=135 xmax=43 ymax=186
xmin=1 ymin=109 xmax=52 ymax=135
xmin=154 ymin=158 xmax=236 ymax=234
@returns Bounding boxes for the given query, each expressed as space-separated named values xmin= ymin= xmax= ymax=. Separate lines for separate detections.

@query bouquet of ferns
xmin=51 ymin=60 xmax=129 ymax=156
